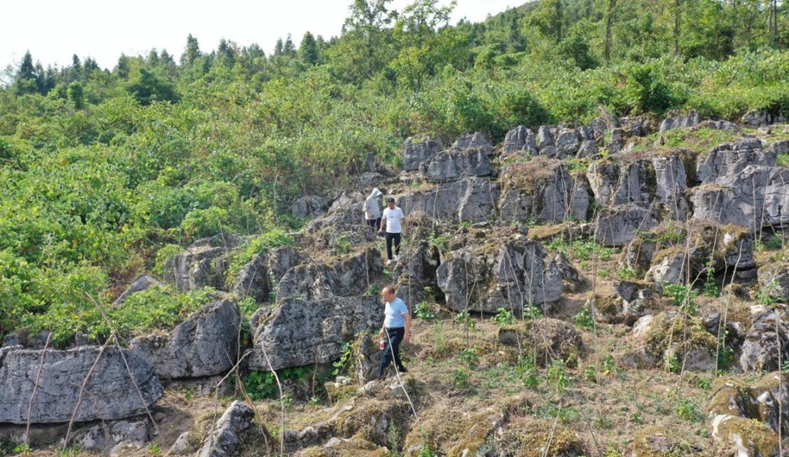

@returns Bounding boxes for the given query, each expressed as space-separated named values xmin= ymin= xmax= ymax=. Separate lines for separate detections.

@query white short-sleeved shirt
xmin=382 ymin=207 xmax=405 ymax=233
xmin=384 ymin=298 xmax=409 ymax=328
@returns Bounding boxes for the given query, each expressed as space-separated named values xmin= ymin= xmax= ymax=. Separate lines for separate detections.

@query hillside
xmin=1 ymin=0 xmax=789 ymax=456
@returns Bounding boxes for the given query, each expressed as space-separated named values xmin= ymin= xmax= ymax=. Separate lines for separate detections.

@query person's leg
xmin=393 ymin=233 xmax=402 ymax=257
xmin=378 ymin=334 xmax=393 ymax=379
xmin=385 ymin=233 xmax=394 ymax=260
xmin=391 ymin=327 xmax=406 ymax=371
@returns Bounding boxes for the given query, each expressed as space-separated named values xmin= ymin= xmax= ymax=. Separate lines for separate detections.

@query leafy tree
xmin=299 ymin=31 xmax=319 ymax=65
xmin=181 ymin=34 xmax=202 ymax=66
xmin=67 ymin=81 xmax=84 ymax=109
xmin=125 ymin=68 xmax=180 ymax=105
xmin=15 ymin=51 xmax=38 ymax=95
xmin=116 ymin=54 xmax=131 ymax=78
xmin=560 ymin=32 xmax=597 ymax=69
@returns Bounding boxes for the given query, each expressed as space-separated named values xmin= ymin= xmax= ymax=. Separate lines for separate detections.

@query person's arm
xmin=403 ymin=312 xmax=412 ymax=343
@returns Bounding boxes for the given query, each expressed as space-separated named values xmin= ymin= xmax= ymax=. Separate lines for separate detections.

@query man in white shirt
xmin=364 ymin=188 xmax=383 ymax=235
xmin=378 ymin=197 xmax=406 ymax=265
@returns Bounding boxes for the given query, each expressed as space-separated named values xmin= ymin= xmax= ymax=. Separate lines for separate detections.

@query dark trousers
xmin=378 ymin=327 xmax=405 ymax=378
xmin=367 ymin=217 xmax=381 ymax=232
xmin=385 ymin=232 xmax=401 ymax=260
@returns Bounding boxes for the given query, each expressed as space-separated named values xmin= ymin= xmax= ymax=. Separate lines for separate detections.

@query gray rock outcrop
xmin=502 ymin=125 xmax=537 ymax=155
xmin=198 ymin=401 xmax=255 ymax=457
xmin=741 ymin=312 xmax=789 ymax=373
xmin=393 ymin=240 xmax=441 ymax=306
xmin=696 ymin=139 xmax=775 ymax=185
xmin=130 ymin=298 xmax=240 ymax=379
xmin=291 ymin=196 xmax=328 ymax=219
xmin=692 ymin=165 xmax=789 ymax=232
xmin=0 ymin=346 xmax=163 ymax=424
xmin=498 ymin=159 xmax=589 ymax=224
xmin=232 ymin=254 xmax=272 ymax=303
xmin=397 ymin=177 xmax=498 ymax=222
xmin=595 ymin=205 xmax=658 ymax=247
xmin=402 ymin=137 xmax=442 ymax=172
xmin=659 ymin=111 xmax=699 ymax=132
xmin=436 ymin=234 xmax=563 ymax=313
xmin=163 ymin=234 xmax=248 ymax=291
xmin=276 ymin=247 xmax=382 ymax=302
xmin=112 ymin=275 xmax=164 ymax=306
xmin=249 ymin=295 xmax=381 ymax=371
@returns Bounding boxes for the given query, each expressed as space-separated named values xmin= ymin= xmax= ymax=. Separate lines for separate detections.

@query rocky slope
xmin=2 ymin=109 xmax=789 ymax=457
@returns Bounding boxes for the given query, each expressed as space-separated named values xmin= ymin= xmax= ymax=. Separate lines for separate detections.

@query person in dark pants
xmin=378 ymin=197 xmax=406 ymax=265
xmin=364 ymin=188 xmax=383 ymax=235
xmin=378 ymin=286 xmax=411 ymax=381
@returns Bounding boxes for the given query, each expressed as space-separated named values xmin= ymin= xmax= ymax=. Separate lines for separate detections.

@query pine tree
xmin=299 ymin=31 xmax=319 ymax=65
xmin=217 ymin=39 xmax=236 ymax=67
xmin=283 ymin=34 xmax=297 ymax=57
xmin=181 ymin=34 xmax=202 ymax=66
xmin=68 ymin=81 xmax=84 ymax=109
xmin=116 ymin=54 xmax=130 ymax=79
xmin=15 ymin=51 xmax=39 ymax=95
xmin=274 ymin=38 xmax=284 ymax=57
xmin=71 ymin=54 xmax=82 ymax=81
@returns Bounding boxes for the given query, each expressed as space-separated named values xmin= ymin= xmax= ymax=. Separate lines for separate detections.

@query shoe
xmin=386 ymin=259 xmax=394 ymax=266
xmin=398 ymin=366 xmax=408 ymax=373
xmin=394 ymin=255 xmax=400 ymax=262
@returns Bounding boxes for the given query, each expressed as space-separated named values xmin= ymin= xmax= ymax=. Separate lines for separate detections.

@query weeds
xmin=453 ymin=368 xmax=470 ymax=387
xmin=676 ymin=397 xmax=701 ymax=422
xmin=460 ymin=346 xmax=480 ymax=368
xmin=491 ymin=308 xmax=516 ymax=326
xmin=574 ymin=307 xmax=595 ymax=330
xmin=547 ymin=359 xmax=571 ymax=393
xmin=415 ymin=302 xmax=436 ymax=320
xmin=454 ymin=311 xmax=476 ymax=329
xmin=616 ymin=267 xmax=637 ymax=280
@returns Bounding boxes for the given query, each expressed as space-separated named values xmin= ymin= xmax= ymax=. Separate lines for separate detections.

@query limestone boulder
xmin=232 ymin=254 xmax=272 ymax=303
xmin=659 ymin=111 xmax=699 ymax=132
xmin=692 ymin=165 xmax=789 ymax=232
xmin=696 ymin=139 xmax=775 ymax=185
xmin=198 ymin=401 xmax=255 ymax=457
xmin=740 ymin=312 xmax=789 ymax=373
xmin=0 ymin=346 xmax=163 ymax=424
xmin=498 ymin=158 xmax=589 ymax=224
xmin=401 ymin=136 xmax=442 ymax=172
xmin=276 ymin=247 xmax=382 ymax=302
xmin=291 ymin=196 xmax=329 ymax=219
xmin=130 ymin=298 xmax=240 ymax=379
xmin=249 ymin=295 xmax=382 ymax=371
xmin=502 ymin=125 xmax=537 ymax=155
xmin=397 ymin=177 xmax=498 ymax=222
xmin=498 ymin=318 xmax=584 ymax=366
xmin=436 ymin=234 xmax=563 ymax=313
xmin=112 ymin=275 xmax=164 ymax=306
xmin=163 ymin=234 xmax=248 ymax=291
xmin=595 ymin=205 xmax=658 ymax=247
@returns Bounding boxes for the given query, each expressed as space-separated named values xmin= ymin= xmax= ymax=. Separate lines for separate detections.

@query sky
xmin=1 ymin=0 xmax=520 ymax=71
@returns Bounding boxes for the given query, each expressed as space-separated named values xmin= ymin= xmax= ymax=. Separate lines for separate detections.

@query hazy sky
xmin=2 ymin=0 xmax=519 ymax=70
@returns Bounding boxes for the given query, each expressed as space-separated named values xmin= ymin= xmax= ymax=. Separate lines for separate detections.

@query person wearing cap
xmin=379 ymin=196 xmax=406 ymax=265
xmin=364 ymin=188 xmax=383 ymax=235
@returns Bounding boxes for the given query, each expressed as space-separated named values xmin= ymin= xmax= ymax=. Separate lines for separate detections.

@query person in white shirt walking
xmin=364 ymin=188 xmax=383 ymax=235
xmin=378 ymin=285 xmax=410 ymax=381
xmin=378 ymin=197 xmax=406 ymax=265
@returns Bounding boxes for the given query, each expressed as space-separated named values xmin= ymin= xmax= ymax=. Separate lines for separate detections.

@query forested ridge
xmin=1 ymin=0 xmax=789 ymax=345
